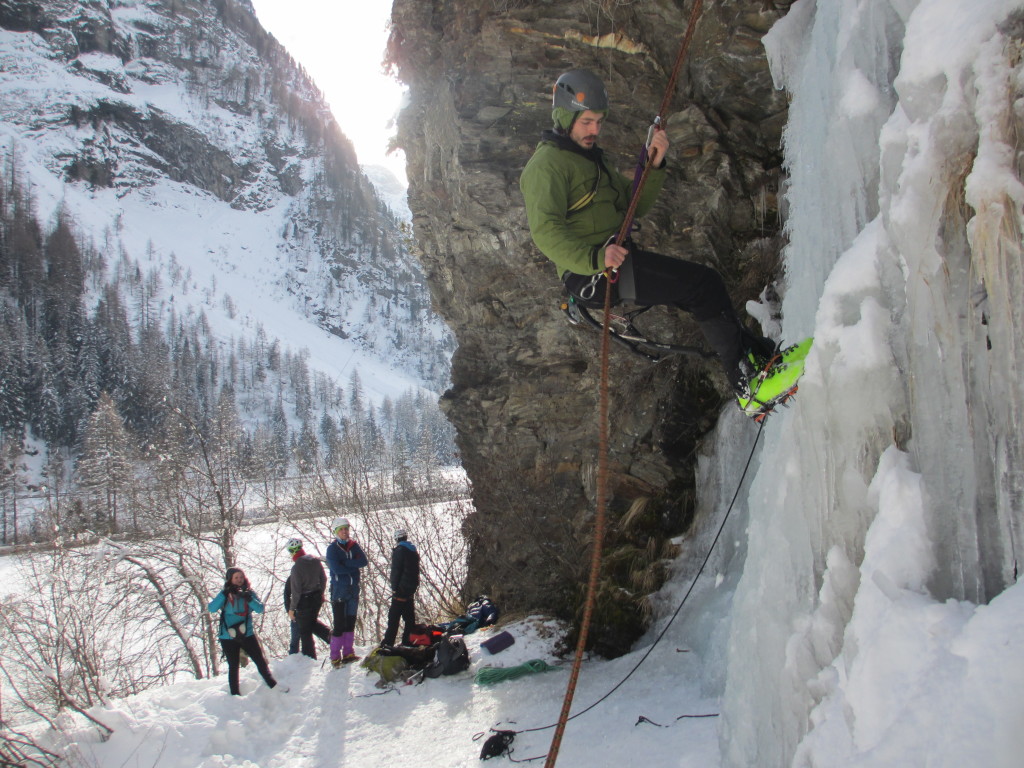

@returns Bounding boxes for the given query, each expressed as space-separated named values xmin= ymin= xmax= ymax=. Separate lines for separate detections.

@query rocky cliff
xmin=389 ymin=0 xmax=795 ymax=653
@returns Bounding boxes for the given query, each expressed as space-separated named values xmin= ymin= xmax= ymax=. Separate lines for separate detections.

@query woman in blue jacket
xmin=207 ymin=567 xmax=284 ymax=695
xmin=325 ymin=517 xmax=368 ymax=667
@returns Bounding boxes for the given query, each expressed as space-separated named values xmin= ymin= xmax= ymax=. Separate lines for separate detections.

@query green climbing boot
xmin=779 ymin=337 xmax=813 ymax=364
xmin=747 ymin=336 xmax=814 ymax=370
xmin=737 ymin=356 xmax=806 ymax=418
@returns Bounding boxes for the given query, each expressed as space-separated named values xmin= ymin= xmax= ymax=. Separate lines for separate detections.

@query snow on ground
xmin=54 ymin=612 xmax=722 ymax=768
xmin=26 ymin=512 xmax=1024 ymax=768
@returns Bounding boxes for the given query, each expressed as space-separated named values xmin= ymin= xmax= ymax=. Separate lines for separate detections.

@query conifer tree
xmin=42 ymin=211 xmax=85 ymax=347
xmin=319 ymin=410 xmax=340 ymax=468
xmin=269 ymin=389 xmax=289 ymax=476
xmin=76 ymin=393 xmax=135 ymax=534
xmin=0 ymin=310 xmax=28 ymax=439
xmin=0 ymin=436 xmax=23 ymax=544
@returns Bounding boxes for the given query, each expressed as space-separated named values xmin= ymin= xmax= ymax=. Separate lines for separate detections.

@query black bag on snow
xmin=380 ymin=643 xmax=436 ymax=670
xmin=407 ymin=623 xmax=445 ymax=646
xmin=424 ymin=634 xmax=470 ymax=678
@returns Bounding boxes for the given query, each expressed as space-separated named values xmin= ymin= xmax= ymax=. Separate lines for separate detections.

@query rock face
xmin=389 ymin=0 xmax=794 ymax=653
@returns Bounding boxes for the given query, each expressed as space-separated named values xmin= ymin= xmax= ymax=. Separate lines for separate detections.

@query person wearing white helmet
xmin=324 ymin=517 xmax=368 ymax=667
xmin=283 ymin=537 xmax=330 ymax=659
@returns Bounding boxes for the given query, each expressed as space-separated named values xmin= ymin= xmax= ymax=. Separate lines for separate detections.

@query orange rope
xmin=543 ymin=2 xmax=704 ymax=765
xmin=616 ymin=0 xmax=704 ymax=247
xmin=543 ymin=271 xmax=614 ymax=768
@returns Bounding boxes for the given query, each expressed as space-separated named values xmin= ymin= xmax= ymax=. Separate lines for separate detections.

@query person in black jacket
xmin=381 ymin=529 xmax=420 ymax=647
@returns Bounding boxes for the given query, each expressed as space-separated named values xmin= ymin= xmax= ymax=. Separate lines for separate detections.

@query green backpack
xmin=361 ymin=648 xmax=409 ymax=686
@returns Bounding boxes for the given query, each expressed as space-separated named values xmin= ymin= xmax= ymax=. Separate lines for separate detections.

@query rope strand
xmin=544 ymin=6 xmax=706 ymax=763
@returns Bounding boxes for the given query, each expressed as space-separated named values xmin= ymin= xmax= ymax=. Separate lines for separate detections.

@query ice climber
xmin=519 ymin=69 xmax=807 ymax=414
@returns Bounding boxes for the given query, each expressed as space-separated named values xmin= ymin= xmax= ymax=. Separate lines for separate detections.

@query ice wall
xmin=705 ymin=0 xmax=1024 ymax=765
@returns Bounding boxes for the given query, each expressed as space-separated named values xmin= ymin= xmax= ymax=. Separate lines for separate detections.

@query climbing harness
xmin=543 ymin=4 xmax=706 ymax=764
xmin=561 ymin=295 xmax=715 ymax=362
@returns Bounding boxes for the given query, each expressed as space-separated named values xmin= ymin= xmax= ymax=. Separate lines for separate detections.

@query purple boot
xmin=330 ymin=635 xmax=344 ymax=668
xmin=341 ymin=631 xmax=360 ymax=664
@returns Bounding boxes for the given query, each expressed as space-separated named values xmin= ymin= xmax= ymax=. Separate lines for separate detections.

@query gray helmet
xmin=552 ymin=69 xmax=608 ymax=112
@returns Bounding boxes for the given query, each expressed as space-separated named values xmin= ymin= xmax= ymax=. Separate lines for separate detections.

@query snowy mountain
xmin=0 ymin=0 xmax=452 ymax=405
xmin=361 ymin=164 xmax=411 ymax=222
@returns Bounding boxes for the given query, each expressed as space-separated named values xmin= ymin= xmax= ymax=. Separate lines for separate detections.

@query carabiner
xmin=579 ymin=272 xmax=602 ymax=301
xmin=645 ymin=115 xmax=662 ymax=149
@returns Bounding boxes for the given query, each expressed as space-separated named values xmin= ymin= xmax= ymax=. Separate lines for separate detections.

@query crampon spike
xmin=749 ymin=385 xmax=799 ymax=422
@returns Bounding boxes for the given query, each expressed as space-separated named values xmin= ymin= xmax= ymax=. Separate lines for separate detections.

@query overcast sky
xmin=249 ymin=0 xmax=407 ymax=183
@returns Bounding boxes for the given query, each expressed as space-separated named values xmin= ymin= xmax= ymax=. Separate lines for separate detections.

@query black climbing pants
xmin=294 ymin=591 xmax=331 ymax=659
xmin=382 ymin=595 xmax=416 ymax=647
xmin=563 ymin=249 xmax=771 ymax=390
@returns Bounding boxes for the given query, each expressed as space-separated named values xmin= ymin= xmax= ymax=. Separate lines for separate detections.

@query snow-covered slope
xmin=362 ymin=164 xmax=411 ymax=222
xmin=0 ymin=0 xmax=452 ymax=402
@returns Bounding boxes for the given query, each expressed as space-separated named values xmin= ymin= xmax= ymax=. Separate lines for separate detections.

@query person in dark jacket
xmin=324 ymin=517 xmax=368 ymax=667
xmin=381 ymin=528 xmax=420 ymax=647
xmin=519 ymin=69 xmax=800 ymax=413
xmin=283 ymin=537 xmax=331 ymax=659
xmin=207 ymin=567 xmax=286 ymax=695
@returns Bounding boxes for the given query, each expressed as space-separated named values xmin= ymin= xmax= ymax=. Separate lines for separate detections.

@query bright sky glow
xmin=249 ymin=0 xmax=407 ymax=184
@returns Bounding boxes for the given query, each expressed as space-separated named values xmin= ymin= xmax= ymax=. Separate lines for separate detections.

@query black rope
xmin=483 ymin=416 xmax=767 ymax=760
xmin=351 ymin=687 xmax=400 ymax=699
xmin=635 ymin=713 xmax=719 ymax=728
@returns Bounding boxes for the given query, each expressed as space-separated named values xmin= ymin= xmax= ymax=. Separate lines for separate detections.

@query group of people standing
xmin=207 ymin=517 xmax=420 ymax=695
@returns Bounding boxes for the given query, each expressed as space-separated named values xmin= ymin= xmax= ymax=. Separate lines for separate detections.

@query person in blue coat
xmin=207 ymin=567 xmax=285 ymax=695
xmin=324 ymin=517 xmax=368 ymax=667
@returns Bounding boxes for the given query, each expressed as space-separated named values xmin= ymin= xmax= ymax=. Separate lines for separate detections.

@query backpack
xmin=424 ymin=635 xmax=470 ymax=678
xmin=380 ymin=643 xmax=436 ymax=670
xmin=361 ymin=648 xmax=409 ymax=686
xmin=466 ymin=596 xmax=499 ymax=628
xmin=408 ymin=623 xmax=445 ymax=646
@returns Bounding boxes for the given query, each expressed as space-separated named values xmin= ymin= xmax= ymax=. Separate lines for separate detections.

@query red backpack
xmin=408 ymin=623 xmax=445 ymax=646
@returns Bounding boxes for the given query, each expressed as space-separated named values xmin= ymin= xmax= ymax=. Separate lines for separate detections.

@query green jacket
xmin=520 ymin=131 xmax=666 ymax=279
